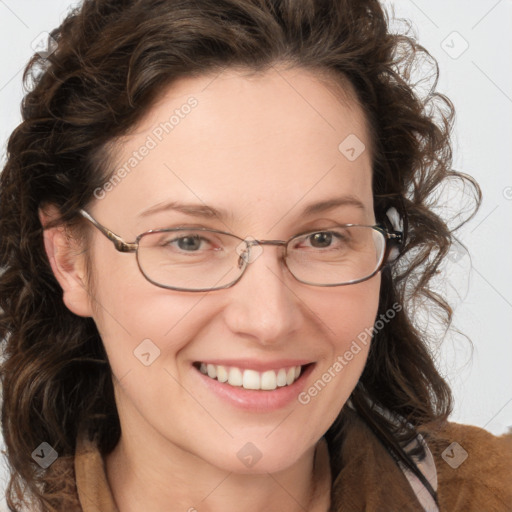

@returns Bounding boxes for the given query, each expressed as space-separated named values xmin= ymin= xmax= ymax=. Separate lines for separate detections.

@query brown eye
xmin=309 ymin=232 xmax=333 ymax=248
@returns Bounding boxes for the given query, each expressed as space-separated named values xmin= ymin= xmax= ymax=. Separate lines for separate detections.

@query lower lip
xmin=193 ymin=364 xmax=315 ymax=412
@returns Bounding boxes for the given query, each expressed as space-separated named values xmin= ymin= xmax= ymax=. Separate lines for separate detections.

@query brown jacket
xmin=74 ymin=411 xmax=512 ymax=511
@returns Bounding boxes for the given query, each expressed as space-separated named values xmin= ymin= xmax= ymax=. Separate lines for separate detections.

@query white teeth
xmin=228 ymin=367 xmax=243 ymax=387
xmin=276 ymin=368 xmax=287 ymax=387
xmin=261 ymin=370 xmax=277 ymax=390
xmin=207 ymin=363 xmax=217 ymax=379
xmin=198 ymin=363 xmax=303 ymax=390
xmin=242 ymin=369 xmax=260 ymax=390
xmin=216 ymin=365 xmax=228 ymax=383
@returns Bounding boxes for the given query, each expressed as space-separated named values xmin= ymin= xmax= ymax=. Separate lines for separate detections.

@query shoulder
xmin=419 ymin=421 xmax=512 ymax=511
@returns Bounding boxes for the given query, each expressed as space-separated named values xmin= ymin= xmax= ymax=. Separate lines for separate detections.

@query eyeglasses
xmin=78 ymin=209 xmax=402 ymax=292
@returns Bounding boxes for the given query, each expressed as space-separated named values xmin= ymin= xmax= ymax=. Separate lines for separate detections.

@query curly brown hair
xmin=0 ymin=0 xmax=481 ymax=510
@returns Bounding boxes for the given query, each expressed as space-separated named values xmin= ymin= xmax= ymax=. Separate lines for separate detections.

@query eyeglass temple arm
xmin=79 ymin=209 xmax=137 ymax=253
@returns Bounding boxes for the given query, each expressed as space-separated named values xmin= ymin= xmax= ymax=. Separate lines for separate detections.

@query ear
xmin=39 ymin=204 xmax=94 ymax=317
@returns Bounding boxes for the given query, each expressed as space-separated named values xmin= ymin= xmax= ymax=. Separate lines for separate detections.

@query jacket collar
xmin=330 ymin=407 xmax=438 ymax=511
xmin=75 ymin=432 xmax=119 ymax=512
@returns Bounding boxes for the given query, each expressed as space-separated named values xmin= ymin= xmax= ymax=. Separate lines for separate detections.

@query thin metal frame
xmin=78 ymin=209 xmax=403 ymax=291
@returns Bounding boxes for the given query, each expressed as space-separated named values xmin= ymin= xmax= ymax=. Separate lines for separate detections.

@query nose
xmin=222 ymin=243 xmax=304 ymax=346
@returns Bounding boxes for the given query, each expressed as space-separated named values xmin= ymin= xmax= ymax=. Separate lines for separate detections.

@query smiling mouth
xmin=193 ymin=362 xmax=312 ymax=391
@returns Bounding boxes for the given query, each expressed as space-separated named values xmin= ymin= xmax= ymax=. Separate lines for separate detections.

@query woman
xmin=0 ymin=0 xmax=510 ymax=511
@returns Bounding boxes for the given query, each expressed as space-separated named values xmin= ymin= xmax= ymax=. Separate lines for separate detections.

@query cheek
xmin=297 ymin=276 xmax=380 ymax=417
xmin=315 ymin=275 xmax=381 ymax=349
xmin=86 ymin=246 xmax=231 ymax=402
xmin=85 ymin=243 xmax=189 ymax=367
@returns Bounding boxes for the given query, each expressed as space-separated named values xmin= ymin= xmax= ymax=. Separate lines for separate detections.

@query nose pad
xmin=235 ymin=237 xmax=264 ymax=268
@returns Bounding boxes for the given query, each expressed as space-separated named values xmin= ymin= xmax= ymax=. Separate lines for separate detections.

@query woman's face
xmin=79 ymin=66 xmax=380 ymax=473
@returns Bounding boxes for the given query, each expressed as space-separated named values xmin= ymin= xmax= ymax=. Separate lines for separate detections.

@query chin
xmin=196 ymin=434 xmax=316 ymax=476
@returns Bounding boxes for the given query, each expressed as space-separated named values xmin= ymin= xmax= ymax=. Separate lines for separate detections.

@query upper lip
xmin=194 ymin=359 xmax=313 ymax=372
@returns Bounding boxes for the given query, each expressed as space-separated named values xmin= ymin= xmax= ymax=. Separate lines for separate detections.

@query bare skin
xmin=42 ymin=64 xmax=379 ymax=512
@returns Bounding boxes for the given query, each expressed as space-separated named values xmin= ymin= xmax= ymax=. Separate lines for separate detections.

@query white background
xmin=1 ymin=0 xmax=511 ymax=507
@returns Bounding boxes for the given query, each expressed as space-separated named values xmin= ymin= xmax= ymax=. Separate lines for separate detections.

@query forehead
xmin=95 ymin=66 xmax=374 ymax=233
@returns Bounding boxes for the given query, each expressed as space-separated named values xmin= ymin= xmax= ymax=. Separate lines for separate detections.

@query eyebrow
xmin=138 ymin=195 xmax=366 ymax=220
